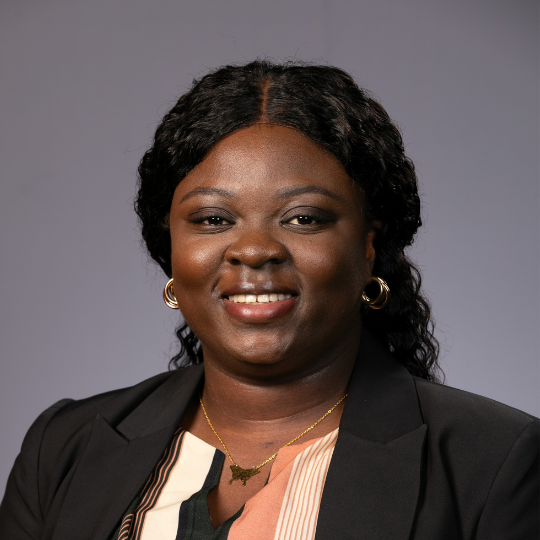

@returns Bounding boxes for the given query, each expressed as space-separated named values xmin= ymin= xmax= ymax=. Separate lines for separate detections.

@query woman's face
xmin=169 ymin=125 xmax=377 ymax=378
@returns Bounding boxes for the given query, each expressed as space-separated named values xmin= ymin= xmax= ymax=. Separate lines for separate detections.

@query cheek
xmin=170 ymin=236 xmax=222 ymax=296
xmin=293 ymin=235 xmax=366 ymax=299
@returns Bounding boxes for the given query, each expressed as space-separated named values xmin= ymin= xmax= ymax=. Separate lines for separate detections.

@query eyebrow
xmin=178 ymin=184 xmax=343 ymax=204
xmin=275 ymin=184 xmax=343 ymax=201
xmin=179 ymin=187 xmax=236 ymax=204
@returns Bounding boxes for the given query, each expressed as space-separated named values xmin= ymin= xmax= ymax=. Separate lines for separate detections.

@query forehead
xmin=176 ymin=124 xmax=360 ymax=199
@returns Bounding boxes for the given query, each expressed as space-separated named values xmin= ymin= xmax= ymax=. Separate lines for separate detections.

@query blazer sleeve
xmin=476 ymin=418 xmax=539 ymax=540
xmin=0 ymin=399 xmax=73 ymax=540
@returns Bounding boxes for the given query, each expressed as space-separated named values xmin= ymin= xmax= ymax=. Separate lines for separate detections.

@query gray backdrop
xmin=1 ymin=0 xmax=538 ymax=492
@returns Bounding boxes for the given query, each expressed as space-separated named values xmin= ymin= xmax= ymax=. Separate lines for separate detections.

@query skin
xmin=169 ymin=124 xmax=379 ymax=528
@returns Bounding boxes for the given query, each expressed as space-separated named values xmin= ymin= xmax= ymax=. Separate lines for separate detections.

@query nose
xmin=225 ymin=231 xmax=288 ymax=268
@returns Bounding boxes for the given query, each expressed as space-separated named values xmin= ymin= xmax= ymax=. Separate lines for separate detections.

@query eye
xmin=281 ymin=208 xmax=334 ymax=233
xmin=200 ymin=216 xmax=231 ymax=226
xmin=288 ymin=215 xmax=319 ymax=225
xmin=189 ymin=208 xmax=235 ymax=232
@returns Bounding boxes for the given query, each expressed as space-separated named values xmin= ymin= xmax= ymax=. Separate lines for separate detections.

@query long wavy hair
xmin=136 ymin=60 xmax=441 ymax=381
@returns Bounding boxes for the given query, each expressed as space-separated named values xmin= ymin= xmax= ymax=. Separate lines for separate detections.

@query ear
xmin=365 ymin=220 xmax=382 ymax=274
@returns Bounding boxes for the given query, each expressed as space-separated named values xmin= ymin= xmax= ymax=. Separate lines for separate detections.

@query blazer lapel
xmin=51 ymin=364 xmax=204 ymax=540
xmin=315 ymin=332 xmax=427 ymax=540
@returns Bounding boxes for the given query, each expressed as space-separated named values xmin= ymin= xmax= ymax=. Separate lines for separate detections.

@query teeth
xmin=228 ymin=293 xmax=293 ymax=304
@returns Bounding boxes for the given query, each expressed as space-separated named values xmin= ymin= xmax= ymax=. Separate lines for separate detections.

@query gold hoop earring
xmin=362 ymin=276 xmax=390 ymax=310
xmin=163 ymin=278 xmax=179 ymax=309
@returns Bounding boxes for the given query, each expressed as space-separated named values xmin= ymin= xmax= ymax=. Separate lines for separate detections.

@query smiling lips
xmin=223 ymin=293 xmax=297 ymax=322
xmin=228 ymin=293 xmax=293 ymax=303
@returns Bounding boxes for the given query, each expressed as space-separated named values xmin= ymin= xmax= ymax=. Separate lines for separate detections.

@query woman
xmin=0 ymin=60 xmax=537 ymax=540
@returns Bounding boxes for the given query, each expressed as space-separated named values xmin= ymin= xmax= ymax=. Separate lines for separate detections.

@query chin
xmin=218 ymin=335 xmax=296 ymax=370
xmin=233 ymin=346 xmax=289 ymax=367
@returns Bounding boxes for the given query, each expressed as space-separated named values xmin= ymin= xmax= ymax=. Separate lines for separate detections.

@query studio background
xmin=1 ymin=0 xmax=538 ymax=492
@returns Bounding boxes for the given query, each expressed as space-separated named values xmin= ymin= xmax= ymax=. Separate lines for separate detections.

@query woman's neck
xmin=199 ymin=336 xmax=359 ymax=428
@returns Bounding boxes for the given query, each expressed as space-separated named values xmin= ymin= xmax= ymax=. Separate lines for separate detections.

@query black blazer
xmin=1 ymin=332 xmax=538 ymax=540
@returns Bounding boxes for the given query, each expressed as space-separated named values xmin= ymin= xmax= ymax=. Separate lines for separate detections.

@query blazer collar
xmin=315 ymin=330 xmax=427 ymax=540
xmin=114 ymin=363 xmax=204 ymax=440
xmin=340 ymin=329 xmax=424 ymax=443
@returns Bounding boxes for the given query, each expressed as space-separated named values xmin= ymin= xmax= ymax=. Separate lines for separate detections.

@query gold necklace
xmin=199 ymin=393 xmax=348 ymax=486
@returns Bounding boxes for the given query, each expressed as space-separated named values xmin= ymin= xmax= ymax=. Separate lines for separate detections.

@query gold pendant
xmin=229 ymin=465 xmax=260 ymax=486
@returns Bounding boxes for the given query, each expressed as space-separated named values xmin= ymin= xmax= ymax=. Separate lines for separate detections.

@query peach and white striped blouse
xmin=116 ymin=427 xmax=338 ymax=540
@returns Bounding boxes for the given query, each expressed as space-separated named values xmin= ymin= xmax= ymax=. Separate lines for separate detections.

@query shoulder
xmin=40 ymin=367 xmax=201 ymax=456
xmin=411 ymin=379 xmax=538 ymax=537
xmin=44 ymin=370 xmax=177 ymax=434
xmin=13 ymin=369 xmax=177 ymax=458
xmin=35 ymin=363 xmax=203 ymax=462
xmin=0 ymin=368 xmax=199 ymax=535
xmin=413 ymin=377 xmax=537 ymax=437
xmin=413 ymin=377 xmax=538 ymax=489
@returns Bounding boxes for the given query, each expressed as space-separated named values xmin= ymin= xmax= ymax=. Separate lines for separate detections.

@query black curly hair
xmin=136 ymin=60 xmax=441 ymax=381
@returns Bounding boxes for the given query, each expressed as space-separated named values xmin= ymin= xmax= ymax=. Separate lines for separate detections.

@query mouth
xmin=227 ymin=293 xmax=293 ymax=304
xmin=222 ymin=291 xmax=297 ymax=323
